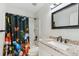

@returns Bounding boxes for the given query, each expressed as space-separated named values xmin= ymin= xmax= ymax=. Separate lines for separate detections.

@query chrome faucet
xmin=57 ymin=36 xmax=69 ymax=43
xmin=57 ymin=36 xmax=62 ymax=42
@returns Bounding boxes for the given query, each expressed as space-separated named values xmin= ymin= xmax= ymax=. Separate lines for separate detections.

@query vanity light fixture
xmin=50 ymin=4 xmax=55 ymax=8
xmin=32 ymin=3 xmax=37 ymax=6
xmin=50 ymin=3 xmax=62 ymax=9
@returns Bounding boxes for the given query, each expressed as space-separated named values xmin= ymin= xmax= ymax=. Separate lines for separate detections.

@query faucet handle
xmin=64 ymin=39 xmax=69 ymax=43
xmin=57 ymin=36 xmax=62 ymax=42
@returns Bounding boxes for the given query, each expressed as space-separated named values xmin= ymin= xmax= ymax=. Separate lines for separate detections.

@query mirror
xmin=52 ymin=3 xmax=79 ymax=29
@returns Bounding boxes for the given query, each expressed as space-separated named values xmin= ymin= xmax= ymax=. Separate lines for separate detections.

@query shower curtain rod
xmin=6 ymin=12 xmax=37 ymax=19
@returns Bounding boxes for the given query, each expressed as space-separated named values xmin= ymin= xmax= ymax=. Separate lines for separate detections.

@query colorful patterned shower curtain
xmin=3 ymin=13 xmax=30 ymax=56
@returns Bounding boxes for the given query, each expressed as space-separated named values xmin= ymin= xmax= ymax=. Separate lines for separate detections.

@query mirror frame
xmin=51 ymin=3 xmax=79 ymax=29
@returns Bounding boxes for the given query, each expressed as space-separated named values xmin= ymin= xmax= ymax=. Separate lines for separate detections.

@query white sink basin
xmin=48 ymin=41 xmax=69 ymax=51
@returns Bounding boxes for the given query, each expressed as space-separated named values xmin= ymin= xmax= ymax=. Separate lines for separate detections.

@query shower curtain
xmin=3 ymin=13 xmax=30 ymax=56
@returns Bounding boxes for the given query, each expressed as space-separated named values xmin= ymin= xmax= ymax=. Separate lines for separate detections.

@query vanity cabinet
xmin=39 ymin=42 xmax=66 ymax=56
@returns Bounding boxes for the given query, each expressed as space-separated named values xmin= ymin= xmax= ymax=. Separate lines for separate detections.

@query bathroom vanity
xmin=39 ymin=38 xmax=79 ymax=56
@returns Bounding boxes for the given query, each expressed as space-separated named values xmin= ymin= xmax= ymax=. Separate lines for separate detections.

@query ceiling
xmin=6 ymin=3 xmax=46 ymax=14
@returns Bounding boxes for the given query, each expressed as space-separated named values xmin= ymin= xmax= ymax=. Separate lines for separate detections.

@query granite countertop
xmin=39 ymin=38 xmax=79 ymax=56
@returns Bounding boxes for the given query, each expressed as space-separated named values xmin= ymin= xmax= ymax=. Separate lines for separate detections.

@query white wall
xmin=35 ymin=4 xmax=51 ymax=39
xmin=0 ymin=3 xmax=5 ymax=56
xmin=5 ymin=5 xmax=34 ymax=17
xmin=0 ymin=3 xmax=35 ymax=55
xmin=36 ymin=3 xmax=79 ymax=40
